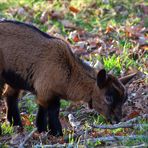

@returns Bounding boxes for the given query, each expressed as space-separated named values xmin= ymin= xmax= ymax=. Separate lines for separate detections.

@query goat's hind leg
xmin=0 ymin=78 xmax=4 ymax=100
xmin=3 ymin=85 xmax=22 ymax=126
xmin=0 ymin=73 xmax=4 ymax=135
xmin=0 ymin=56 xmax=5 ymax=99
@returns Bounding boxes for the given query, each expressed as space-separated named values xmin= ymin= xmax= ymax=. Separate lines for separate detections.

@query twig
xmin=92 ymin=114 xmax=148 ymax=129
xmin=19 ymin=128 xmax=37 ymax=148
xmin=130 ymin=143 xmax=147 ymax=148
xmin=80 ymin=135 xmax=147 ymax=143
xmin=34 ymin=143 xmax=69 ymax=148
xmin=92 ymin=124 xmax=148 ymax=129
xmin=34 ymin=142 xmax=147 ymax=148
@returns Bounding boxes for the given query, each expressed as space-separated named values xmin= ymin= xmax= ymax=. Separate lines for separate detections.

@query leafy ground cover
xmin=0 ymin=0 xmax=148 ymax=147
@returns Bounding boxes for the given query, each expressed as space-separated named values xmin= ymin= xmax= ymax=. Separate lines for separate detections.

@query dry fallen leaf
xmin=69 ymin=31 xmax=80 ymax=42
xmin=69 ymin=6 xmax=79 ymax=13
xmin=140 ymin=45 xmax=148 ymax=50
xmin=105 ymin=25 xmax=114 ymax=34
xmin=125 ymin=26 xmax=143 ymax=38
xmin=21 ymin=114 xmax=31 ymax=126
xmin=127 ymin=111 xmax=140 ymax=120
xmin=50 ymin=10 xmax=64 ymax=20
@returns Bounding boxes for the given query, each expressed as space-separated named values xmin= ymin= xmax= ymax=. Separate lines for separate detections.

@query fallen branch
xmin=128 ymin=143 xmax=147 ymax=148
xmin=92 ymin=124 xmax=148 ymax=129
xmin=34 ymin=135 xmax=147 ymax=147
xmin=91 ymin=114 xmax=148 ymax=129
xmin=34 ymin=143 xmax=68 ymax=148
xmin=34 ymin=143 xmax=93 ymax=148
xmin=80 ymin=135 xmax=147 ymax=143
xmin=64 ymin=123 xmax=148 ymax=143
xmin=19 ymin=128 xmax=37 ymax=148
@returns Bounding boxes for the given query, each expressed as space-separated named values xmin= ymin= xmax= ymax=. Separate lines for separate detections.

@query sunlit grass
xmin=60 ymin=99 xmax=71 ymax=109
xmin=0 ymin=0 xmax=145 ymax=33
xmin=103 ymin=55 xmax=122 ymax=75
xmin=1 ymin=122 xmax=13 ymax=135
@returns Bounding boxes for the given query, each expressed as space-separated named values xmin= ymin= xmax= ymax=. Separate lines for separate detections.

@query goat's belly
xmin=2 ymin=69 xmax=33 ymax=91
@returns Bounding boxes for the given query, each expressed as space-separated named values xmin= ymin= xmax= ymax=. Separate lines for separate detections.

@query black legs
xmin=2 ymin=84 xmax=62 ymax=136
xmin=0 ymin=78 xmax=5 ymax=100
xmin=36 ymin=105 xmax=48 ymax=132
xmin=6 ymin=95 xmax=22 ymax=126
xmin=36 ymin=98 xmax=63 ymax=136
xmin=4 ymin=86 xmax=22 ymax=126
xmin=48 ymin=98 xmax=63 ymax=136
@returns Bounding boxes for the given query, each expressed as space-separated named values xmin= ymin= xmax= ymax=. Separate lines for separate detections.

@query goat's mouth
xmin=106 ymin=110 xmax=122 ymax=124
xmin=106 ymin=115 xmax=120 ymax=124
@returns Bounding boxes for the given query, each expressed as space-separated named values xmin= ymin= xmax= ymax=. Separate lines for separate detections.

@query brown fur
xmin=0 ymin=20 xmax=127 ymax=127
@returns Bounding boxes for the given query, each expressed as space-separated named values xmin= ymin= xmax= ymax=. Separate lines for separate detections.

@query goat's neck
xmin=66 ymin=73 xmax=95 ymax=102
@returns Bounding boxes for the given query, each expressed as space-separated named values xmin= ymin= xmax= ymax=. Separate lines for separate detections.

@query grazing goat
xmin=0 ymin=20 xmax=135 ymax=136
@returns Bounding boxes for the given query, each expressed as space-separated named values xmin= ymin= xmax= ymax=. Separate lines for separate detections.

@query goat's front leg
xmin=36 ymin=96 xmax=62 ymax=136
xmin=36 ymin=105 xmax=48 ymax=132
xmin=48 ymin=97 xmax=63 ymax=136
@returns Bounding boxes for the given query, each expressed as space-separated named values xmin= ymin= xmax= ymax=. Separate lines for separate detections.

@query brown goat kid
xmin=0 ymin=20 xmax=135 ymax=136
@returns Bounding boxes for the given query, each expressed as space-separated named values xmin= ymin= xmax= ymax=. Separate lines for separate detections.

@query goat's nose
xmin=114 ymin=109 xmax=122 ymax=123
xmin=114 ymin=116 xmax=120 ymax=123
xmin=114 ymin=112 xmax=122 ymax=123
xmin=107 ymin=113 xmax=122 ymax=124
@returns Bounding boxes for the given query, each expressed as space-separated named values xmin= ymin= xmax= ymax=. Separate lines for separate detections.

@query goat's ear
xmin=97 ymin=69 xmax=107 ymax=89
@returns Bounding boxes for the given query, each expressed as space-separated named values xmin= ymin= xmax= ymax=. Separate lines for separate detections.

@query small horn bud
xmin=119 ymin=73 xmax=137 ymax=85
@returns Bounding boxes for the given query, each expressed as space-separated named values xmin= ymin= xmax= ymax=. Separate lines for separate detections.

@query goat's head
xmin=89 ymin=69 xmax=136 ymax=123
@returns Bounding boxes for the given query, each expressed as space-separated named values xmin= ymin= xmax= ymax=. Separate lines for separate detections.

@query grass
xmin=119 ymin=118 xmax=148 ymax=146
xmin=1 ymin=122 xmax=13 ymax=135
xmin=93 ymin=115 xmax=106 ymax=125
xmin=19 ymin=94 xmax=37 ymax=114
xmin=0 ymin=0 xmax=144 ymax=32
xmin=60 ymin=100 xmax=71 ymax=109
xmin=103 ymin=55 xmax=122 ymax=75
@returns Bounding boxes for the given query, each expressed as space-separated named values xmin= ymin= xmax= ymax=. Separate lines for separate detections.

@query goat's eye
xmin=106 ymin=96 xmax=113 ymax=104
